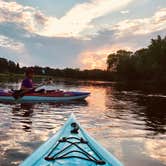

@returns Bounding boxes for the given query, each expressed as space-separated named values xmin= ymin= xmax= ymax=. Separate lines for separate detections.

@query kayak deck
xmin=20 ymin=114 xmax=123 ymax=166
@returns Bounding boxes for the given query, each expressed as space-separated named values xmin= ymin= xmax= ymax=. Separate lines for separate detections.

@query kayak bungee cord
xmin=45 ymin=122 xmax=106 ymax=165
xmin=20 ymin=114 xmax=123 ymax=166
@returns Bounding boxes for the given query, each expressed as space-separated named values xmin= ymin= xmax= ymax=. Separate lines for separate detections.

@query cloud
xmin=0 ymin=35 xmax=24 ymax=52
xmin=0 ymin=0 xmax=48 ymax=33
xmin=113 ymin=8 xmax=166 ymax=37
xmin=120 ymin=10 xmax=129 ymax=14
xmin=78 ymin=44 xmax=134 ymax=69
xmin=78 ymin=50 xmax=107 ymax=69
xmin=42 ymin=0 xmax=134 ymax=38
xmin=0 ymin=0 xmax=134 ymax=38
xmin=0 ymin=22 xmax=85 ymax=68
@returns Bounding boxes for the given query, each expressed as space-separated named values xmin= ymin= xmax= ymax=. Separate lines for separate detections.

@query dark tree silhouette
xmin=106 ymin=35 xmax=166 ymax=81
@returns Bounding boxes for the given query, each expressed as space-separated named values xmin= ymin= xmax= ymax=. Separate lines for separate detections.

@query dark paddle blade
xmin=12 ymin=83 xmax=45 ymax=100
xmin=12 ymin=90 xmax=24 ymax=99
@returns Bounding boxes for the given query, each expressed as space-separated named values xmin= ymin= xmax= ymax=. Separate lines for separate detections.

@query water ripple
xmin=0 ymin=82 xmax=166 ymax=166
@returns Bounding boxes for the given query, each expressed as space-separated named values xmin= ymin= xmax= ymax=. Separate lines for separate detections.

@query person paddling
xmin=21 ymin=67 xmax=34 ymax=91
xmin=13 ymin=67 xmax=46 ymax=99
xmin=21 ymin=67 xmax=45 ymax=93
xmin=12 ymin=67 xmax=35 ymax=99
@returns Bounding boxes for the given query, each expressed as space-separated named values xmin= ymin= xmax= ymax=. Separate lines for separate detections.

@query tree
xmin=106 ymin=35 xmax=166 ymax=80
xmin=107 ymin=50 xmax=133 ymax=71
xmin=107 ymin=53 xmax=117 ymax=71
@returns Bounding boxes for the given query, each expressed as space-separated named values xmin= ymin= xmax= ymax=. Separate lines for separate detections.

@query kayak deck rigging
xmin=20 ymin=114 xmax=123 ymax=166
xmin=45 ymin=122 xmax=106 ymax=165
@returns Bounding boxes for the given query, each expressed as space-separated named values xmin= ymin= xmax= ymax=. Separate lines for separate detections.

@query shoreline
xmin=0 ymin=73 xmax=166 ymax=88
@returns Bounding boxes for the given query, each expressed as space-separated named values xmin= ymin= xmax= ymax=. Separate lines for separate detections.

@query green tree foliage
xmin=107 ymin=50 xmax=133 ymax=71
xmin=107 ymin=35 xmax=166 ymax=80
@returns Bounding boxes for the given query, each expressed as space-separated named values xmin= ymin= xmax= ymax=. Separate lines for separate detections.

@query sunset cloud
xmin=79 ymin=44 xmax=133 ymax=69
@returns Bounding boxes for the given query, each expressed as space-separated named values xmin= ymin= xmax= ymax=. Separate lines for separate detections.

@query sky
xmin=0 ymin=0 xmax=165 ymax=69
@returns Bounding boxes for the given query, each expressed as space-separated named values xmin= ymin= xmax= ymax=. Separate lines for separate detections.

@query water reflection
xmin=105 ymin=87 xmax=166 ymax=137
xmin=11 ymin=104 xmax=34 ymax=132
xmin=2 ymin=100 xmax=88 ymax=132
xmin=0 ymin=82 xmax=166 ymax=166
xmin=135 ymin=96 xmax=166 ymax=135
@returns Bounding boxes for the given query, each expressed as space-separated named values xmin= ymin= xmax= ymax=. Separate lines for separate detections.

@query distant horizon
xmin=0 ymin=55 xmax=106 ymax=70
xmin=0 ymin=0 xmax=165 ymax=69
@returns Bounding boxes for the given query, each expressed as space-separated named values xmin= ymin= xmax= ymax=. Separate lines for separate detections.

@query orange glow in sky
xmin=79 ymin=45 xmax=133 ymax=69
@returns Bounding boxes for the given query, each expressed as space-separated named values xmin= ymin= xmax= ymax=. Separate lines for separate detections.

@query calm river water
xmin=0 ymin=80 xmax=166 ymax=166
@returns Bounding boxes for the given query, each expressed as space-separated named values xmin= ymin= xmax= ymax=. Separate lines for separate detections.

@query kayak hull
xmin=0 ymin=91 xmax=90 ymax=103
xmin=20 ymin=114 xmax=123 ymax=166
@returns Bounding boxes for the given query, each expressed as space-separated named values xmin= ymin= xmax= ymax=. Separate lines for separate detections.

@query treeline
xmin=30 ymin=67 xmax=115 ymax=80
xmin=107 ymin=35 xmax=166 ymax=81
xmin=0 ymin=57 xmax=114 ymax=80
xmin=0 ymin=58 xmax=20 ymax=73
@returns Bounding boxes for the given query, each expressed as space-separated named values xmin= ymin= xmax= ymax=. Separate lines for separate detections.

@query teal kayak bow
xmin=20 ymin=114 xmax=123 ymax=166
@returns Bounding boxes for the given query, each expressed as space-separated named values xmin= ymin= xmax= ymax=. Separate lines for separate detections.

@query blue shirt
xmin=21 ymin=78 xmax=33 ymax=88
